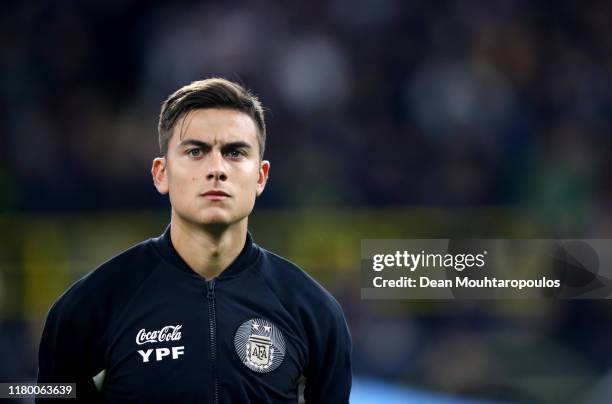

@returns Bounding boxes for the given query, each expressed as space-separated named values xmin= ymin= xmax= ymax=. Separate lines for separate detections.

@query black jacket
xmin=37 ymin=227 xmax=352 ymax=403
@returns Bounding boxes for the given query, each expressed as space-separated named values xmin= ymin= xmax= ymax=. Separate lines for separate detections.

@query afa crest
xmin=234 ymin=318 xmax=285 ymax=373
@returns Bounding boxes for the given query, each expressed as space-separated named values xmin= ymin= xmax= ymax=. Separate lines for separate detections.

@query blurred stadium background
xmin=2 ymin=0 xmax=612 ymax=403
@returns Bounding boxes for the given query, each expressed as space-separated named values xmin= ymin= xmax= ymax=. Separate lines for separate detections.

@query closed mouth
xmin=201 ymin=190 xmax=230 ymax=197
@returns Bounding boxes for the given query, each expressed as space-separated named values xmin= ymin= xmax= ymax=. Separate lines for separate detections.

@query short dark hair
xmin=158 ymin=78 xmax=266 ymax=158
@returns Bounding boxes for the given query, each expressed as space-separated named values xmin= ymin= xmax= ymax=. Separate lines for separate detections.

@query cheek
xmin=235 ymin=164 xmax=259 ymax=183
xmin=248 ymin=171 xmax=263 ymax=191
xmin=166 ymin=168 xmax=194 ymax=194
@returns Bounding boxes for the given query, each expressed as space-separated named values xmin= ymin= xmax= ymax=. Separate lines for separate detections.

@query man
xmin=37 ymin=78 xmax=352 ymax=403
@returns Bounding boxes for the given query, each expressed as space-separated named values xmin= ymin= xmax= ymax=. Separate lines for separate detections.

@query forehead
xmin=171 ymin=108 xmax=258 ymax=146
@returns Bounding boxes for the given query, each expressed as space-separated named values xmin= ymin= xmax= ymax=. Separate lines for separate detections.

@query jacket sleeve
xmin=303 ymin=299 xmax=353 ymax=403
xmin=37 ymin=285 xmax=105 ymax=403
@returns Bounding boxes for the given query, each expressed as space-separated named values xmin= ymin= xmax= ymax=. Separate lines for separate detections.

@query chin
xmin=197 ymin=215 xmax=232 ymax=226
xmin=198 ymin=210 xmax=245 ymax=226
xmin=177 ymin=207 xmax=248 ymax=228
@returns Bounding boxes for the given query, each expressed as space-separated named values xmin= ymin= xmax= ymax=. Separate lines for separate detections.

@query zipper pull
xmin=207 ymin=279 xmax=216 ymax=299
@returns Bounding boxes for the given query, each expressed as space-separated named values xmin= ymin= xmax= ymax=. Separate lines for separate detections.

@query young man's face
xmin=152 ymin=108 xmax=269 ymax=228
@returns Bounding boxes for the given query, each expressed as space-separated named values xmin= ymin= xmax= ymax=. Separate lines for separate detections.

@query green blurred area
xmin=0 ymin=207 xmax=573 ymax=324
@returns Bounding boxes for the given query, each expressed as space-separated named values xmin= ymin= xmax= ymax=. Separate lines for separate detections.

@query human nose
xmin=206 ymin=150 xmax=227 ymax=181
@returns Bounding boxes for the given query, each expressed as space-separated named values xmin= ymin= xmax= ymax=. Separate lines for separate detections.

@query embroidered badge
xmin=234 ymin=318 xmax=285 ymax=373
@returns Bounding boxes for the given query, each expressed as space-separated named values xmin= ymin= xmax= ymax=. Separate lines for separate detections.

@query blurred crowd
xmin=3 ymin=0 xmax=612 ymax=402
xmin=1 ymin=0 xmax=611 ymax=216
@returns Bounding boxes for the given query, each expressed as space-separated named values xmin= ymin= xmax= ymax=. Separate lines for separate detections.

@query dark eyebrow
xmin=222 ymin=141 xmax=252 ymax=150
xmin=178 ymin=139 xmax=252 ymax=150
xmin=178 ymin=139 xmax=211 ymax=149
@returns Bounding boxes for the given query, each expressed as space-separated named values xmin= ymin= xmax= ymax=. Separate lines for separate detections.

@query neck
xmin=170 ymin=212 xmax=248 ymax=280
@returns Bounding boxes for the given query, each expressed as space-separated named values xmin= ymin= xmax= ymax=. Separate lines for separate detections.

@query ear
xmin=152 ymin=157 xmax=169 ymax=194
xmin=256 ymin=160 xmax=270 ymax=197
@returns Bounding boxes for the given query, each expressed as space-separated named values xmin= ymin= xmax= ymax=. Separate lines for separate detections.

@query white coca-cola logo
xmin=136 ymin=325 xmax=183 ymax=345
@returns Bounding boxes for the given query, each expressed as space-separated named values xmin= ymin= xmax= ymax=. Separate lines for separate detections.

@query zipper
xmin=207 ymin=279 xmax=218 ymax=404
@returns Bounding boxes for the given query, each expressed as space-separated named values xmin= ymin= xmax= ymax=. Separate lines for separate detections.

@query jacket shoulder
xmin=47 ymin=237 xmax=159 ymax=324
xmin=256 ymin=248 xmax=345 ymax=321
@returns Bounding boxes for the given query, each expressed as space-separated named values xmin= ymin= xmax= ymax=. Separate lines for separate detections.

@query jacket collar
xmin=155 ymin=224 xmax=259 ymax=280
